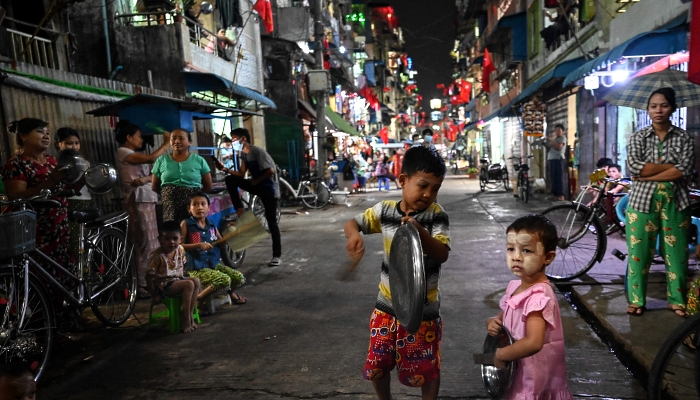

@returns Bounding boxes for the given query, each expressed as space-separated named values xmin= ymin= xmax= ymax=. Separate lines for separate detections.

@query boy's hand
xmin=346 ymin=233 xmax=364 ymax=257
xmin=487 ymin=317 xmax=503 ymax=336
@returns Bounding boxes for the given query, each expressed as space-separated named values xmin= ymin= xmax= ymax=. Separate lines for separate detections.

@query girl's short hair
xmin=114 ymin=120 xmax=140 ymax=145
xmin=506 ymin=214 xmax=558 ymax=253
xmin=8 ymin=118 xmax=49 ymax=147
xmin=55 ymin=127 xmax=80 ymax=149
xmin=647 ymin=87 xmax=678 ymax=111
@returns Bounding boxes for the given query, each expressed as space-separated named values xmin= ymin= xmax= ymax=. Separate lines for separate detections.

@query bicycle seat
xmin=69 ymin=208 xmax=102 ymax=223
xmin=85 ymin=211 xmax=128 ymax=230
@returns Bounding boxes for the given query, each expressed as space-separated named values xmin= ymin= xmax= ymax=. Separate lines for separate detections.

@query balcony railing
xmin=4 ymin=17 xmax=59 ymax=69
xmin=115 ymin=11 xmax=233 ymax=62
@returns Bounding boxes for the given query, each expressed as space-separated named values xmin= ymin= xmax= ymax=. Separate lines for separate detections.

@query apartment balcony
xmin=114 ymin=12 xmax=263 ymax=96
xmin=0 ymin=17 xmax=68 ymax=70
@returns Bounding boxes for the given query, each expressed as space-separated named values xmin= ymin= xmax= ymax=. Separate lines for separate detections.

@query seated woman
xmin=180 ymin=191 xmax=247 ymax=309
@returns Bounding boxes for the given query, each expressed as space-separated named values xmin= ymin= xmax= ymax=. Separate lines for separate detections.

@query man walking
xmin=216 ymin=128 xmax=282 ymax=267
xmin=547 ymin=124 xmax=567 ymax=201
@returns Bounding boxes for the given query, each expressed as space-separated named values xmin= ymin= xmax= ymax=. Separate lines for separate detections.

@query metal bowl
xmin=200 ymin=1 xmax=213 ymax=14
xmin=56 ymin=149 xmax=89 ymax=184
xmin=388 ymin=223 xmax=425 ymax=334
xmin=481 ymin=326 xmax=516 ymax=399
xmin=85 ymin=163 xmax=118 ymax=194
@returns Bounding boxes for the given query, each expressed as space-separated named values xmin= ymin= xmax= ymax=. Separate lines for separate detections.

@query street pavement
xmin=39 ymin=175 xmax=656 ymax=399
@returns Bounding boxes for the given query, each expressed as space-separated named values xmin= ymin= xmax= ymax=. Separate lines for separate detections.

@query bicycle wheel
xmin=0 ymin=267 xmax=54 ymax=382
xmin=502 ymin=169 xmax=510 ymax=190
xmin=523 ymin=177 xmax=530 ymax=203
xmin=648 ymin=312 xmax=700 ymax=400
xmin=541 ymin=204 xmax=605 ymax=281
xmin=87 ymin=228 xmax=137 ymax=327
xmin=221 ymin=245 xmax=246 ymax=269
xmin=300 ymin=182 xmax=331 ymax=209
xmin=251 ymin=195 xmax=281 ymax=232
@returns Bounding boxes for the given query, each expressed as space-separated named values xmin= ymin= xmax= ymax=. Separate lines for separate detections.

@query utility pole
xmin=312 ymin=0 xmax=327 ymax=179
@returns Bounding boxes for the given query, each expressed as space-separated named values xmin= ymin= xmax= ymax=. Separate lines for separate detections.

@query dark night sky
xmin=379 ymin=0 xmax=457 ymax=103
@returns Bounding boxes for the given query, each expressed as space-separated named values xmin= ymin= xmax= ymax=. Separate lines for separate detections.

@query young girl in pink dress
xmin=486 ymin=214 xmax=573 ymax=400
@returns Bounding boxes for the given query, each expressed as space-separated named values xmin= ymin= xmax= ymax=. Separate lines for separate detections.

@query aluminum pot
xmin=85 ymin=163 xmax=118 ymax=194
xmin=480 ymin=326 xmax=516 ymax=399
xmin=56 ymin=149 xmax=89 ymax=184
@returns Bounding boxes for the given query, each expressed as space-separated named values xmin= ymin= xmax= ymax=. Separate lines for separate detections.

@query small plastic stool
xmin=378 ymin=177 xmax=391 ymax=191
xmin=149 ymin=296 xmax=201 ymax=334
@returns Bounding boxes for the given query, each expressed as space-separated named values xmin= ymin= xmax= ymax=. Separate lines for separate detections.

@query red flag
xmin=482 ymin=48 xmax=495 ymax=93
xmin=253 ymin=0 xmax=274 ymax=33
xmin=379 ymin=127 xmax=389 ymax=144
xmin=689 ymin=0 xmax=700 ymax=84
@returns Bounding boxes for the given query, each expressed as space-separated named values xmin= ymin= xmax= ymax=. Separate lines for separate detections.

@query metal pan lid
xmin=480 ymin=326 xmax=516 ymax=399
xmin=388 ymin=223 xmax=425 ymax=334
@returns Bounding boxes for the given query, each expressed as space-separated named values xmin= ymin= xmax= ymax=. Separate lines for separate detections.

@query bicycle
xmin=509 ymin=155 xmax=534 ymax=203
xmin=540 ymin=175 xmax=629 ymax=281
xmin=478 ymin=156 xmax=509 ymax=192
xmin=0 ymin=189 xmax=136 ymax=381
xmin=647 ymin=311 xmax=700 ymax=399
xmin=278 ymin=168 xmax=332 ymax=209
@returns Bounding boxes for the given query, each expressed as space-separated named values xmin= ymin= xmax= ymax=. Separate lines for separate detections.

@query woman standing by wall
xmin=115 ymin=120 xmax=171 ymax=299
xmin=152 ymin=128 xmax=212 ymax=223
xmin=1 ymin=118 xmax=78 ymax=282
xmin=625 ymin=87 xmax=695 ymax=317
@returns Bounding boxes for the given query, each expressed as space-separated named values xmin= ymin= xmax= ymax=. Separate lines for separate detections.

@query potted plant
xmin=466 ymin=167 xmax=478 ymax=178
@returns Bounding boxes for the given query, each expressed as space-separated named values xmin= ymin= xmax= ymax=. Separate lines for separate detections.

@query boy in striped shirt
xmin=344 ymin=146 xmax=450 ymax=400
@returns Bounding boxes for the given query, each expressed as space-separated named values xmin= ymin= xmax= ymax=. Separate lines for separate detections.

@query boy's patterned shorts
xmin=363 ymin=308 xmax=441 ymax=387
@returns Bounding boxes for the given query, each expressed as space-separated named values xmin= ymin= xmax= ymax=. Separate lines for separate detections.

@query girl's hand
xmin=198 ymin=243 xmax=213 ymax=251
xmin=494 ymin=349 xmax=508 ymax=369
xmin=487 ymin=317 xmax=503 ymax=336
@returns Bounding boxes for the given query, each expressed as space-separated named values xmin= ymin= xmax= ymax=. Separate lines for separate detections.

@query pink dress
xmin=500 ymin=280 xmax=573 ymax=400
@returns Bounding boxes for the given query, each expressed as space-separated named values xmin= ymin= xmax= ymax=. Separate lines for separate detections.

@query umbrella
xmin=603 ymin=69 xmax=700 ymax=109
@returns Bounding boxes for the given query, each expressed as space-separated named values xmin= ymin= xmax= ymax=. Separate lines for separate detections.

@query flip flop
xmin=230 ymin=293 xmax=247 ymax=305
xmin=137 ymin=287 xmax=151 ymax=300
xmin=626 ymin=305 xmax=645 ymax=316
xmin=668 ymin=305 xmax=689 ymax=318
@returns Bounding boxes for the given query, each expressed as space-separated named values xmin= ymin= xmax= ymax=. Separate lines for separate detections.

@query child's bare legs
xmin=371 ymin=374 xmax=392 ymax=400
xmin=164 ymin=280 xmax=196 ymax=333
xmin=421 ymin=377 xmax=440 ymax=400
xmin=187 ymin=278 xmax=201 ymax=329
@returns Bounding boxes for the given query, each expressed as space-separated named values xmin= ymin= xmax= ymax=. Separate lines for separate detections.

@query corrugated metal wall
xmin=0 ymin=85 xmax=165 ymax=213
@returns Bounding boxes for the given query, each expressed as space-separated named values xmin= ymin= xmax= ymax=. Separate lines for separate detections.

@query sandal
xmin=668 ymin=304 xmax=689 ymax=318
xmin=230 ymin=292 xmax=247 ymax=305
xmin=626 ymin=305 xmax=645 ymax=316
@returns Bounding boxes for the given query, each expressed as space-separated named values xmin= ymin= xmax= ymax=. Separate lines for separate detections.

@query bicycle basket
xmin=0 ymin=210 xmax=37 ymax=258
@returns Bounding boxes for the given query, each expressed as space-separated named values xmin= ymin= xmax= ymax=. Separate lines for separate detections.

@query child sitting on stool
xmin=146 ymin=221 xmax=201 ymax=333
xmin=180 ymin=191 xmax=247 ymax=307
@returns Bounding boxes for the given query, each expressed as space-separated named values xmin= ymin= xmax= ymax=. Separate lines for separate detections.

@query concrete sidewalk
xmin=472 ymin=177 xmax=700 ymax=387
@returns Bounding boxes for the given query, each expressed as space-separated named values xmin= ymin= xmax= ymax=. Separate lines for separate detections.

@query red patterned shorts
xmin=362 ymin=308 xmax=441 ymax=387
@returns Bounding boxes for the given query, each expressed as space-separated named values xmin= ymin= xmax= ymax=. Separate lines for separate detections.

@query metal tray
xmin=388 ymin=223 xmax=425 ymax=334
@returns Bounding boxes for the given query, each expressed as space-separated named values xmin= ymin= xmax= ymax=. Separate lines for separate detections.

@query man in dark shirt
xmin=216 ymin=128 xmax=282 ymax=266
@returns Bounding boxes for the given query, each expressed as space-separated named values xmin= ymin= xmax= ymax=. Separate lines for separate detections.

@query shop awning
xmin=463 ymin=108 xmax=502 ymax=131
xmin=182 ymin=71 xmax=277 ymax=109
xmin=562 ymin=27 xmax=688 ymax=87
xmin=325 ymin=105 xmax=361 ymax=136
xmin=504 ymin=57 xmax=587 ymax=110
xmin=298 ymin=99 xmax=317 ymax=119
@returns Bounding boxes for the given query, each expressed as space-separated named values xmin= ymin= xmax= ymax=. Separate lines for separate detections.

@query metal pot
xmin=85 ymin=164 xmax=118 ymax=194
xmin=56 ymin=149 xmax=89 ymax=184
xmin=200 ymin=1 xmax=213 ymax=14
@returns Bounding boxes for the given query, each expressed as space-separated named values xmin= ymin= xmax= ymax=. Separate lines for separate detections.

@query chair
xmin=149 ymin=296 xmax=201 ymax=334
xmin=378 ymin=177 xmax=391 ymax=191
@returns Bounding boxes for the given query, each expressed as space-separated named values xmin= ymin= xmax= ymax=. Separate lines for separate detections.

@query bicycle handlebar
xmin=0 ymin=188 xmax=75 ymax=208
